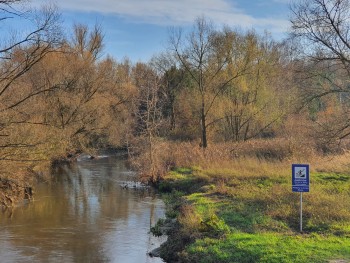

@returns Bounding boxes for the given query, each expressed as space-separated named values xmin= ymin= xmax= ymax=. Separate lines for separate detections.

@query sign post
xmin=300 ymin=192 xmax=303 ymax=232
xmin=292 ymin=164 xmax=309 ymax=233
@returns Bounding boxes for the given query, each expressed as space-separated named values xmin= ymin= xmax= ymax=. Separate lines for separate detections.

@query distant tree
xmin=150 ymin=53 xmax=189 ymax=132
xmin=169 ymin=17 xmax=248 ymax=148
xmin=220 ymin=31 xmax=286 ymax=141
xmin=72 ymin=23 xmax=104 ymax=61
xmin=21 ymin=24 xmax=134 ymax=154
xmin=132 ymin=63 xmax=163 ymax=137
xmin=99 ymin=58 xmax=137 ymax=147
xmin=131 ymin=62 xmax=164 ymax=181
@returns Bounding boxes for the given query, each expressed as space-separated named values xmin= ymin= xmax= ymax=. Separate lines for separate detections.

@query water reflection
xmin=0 ymin=156 xmax=165 ymax=263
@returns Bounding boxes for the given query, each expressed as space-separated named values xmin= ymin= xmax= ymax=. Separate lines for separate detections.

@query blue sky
xmin=29 ymin=0 xmax=291 ymax=62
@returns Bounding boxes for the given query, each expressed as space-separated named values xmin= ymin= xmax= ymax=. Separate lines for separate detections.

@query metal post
xmin=300 ymin=192 xmax=303 ymax=233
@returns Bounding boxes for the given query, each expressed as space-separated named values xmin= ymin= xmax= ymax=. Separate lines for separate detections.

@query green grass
xmin=186 ymin=233 xmax=350 ymax=263
xmin=314 ymin=172 xmax=350 ymax=183
xmin=158 ymin=166 xmax=350 ymax=262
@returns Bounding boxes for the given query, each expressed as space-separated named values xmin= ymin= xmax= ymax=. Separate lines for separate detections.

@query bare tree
xmin=131 ymin=63 xmax=164 ymax=181
xmin=0 ymin=1 xmax=63 ymax=206
xmin=169 ymin=17 xmax=248 ymax=148
xmin=150 ymin=52 xmax=188 ymax=132
xmin=0 ymin=3 xmax=61 ymax=156
xmin=72 ymin=23 xmax=104 ymax=61
xmin=291 ymin=0 xmax=350 ymax=65
xmin=291 ymin=0 xmax=350 ymax=142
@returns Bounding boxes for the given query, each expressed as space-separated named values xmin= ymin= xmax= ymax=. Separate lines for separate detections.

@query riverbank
xmin=154 ymin=156 xmax=350 ymax=262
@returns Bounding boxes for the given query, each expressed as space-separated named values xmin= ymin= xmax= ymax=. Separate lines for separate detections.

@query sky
xmin=29 ymin=0 xmax=292 ymax=62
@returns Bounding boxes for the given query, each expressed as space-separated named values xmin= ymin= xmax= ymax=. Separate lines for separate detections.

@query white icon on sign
xmin=295 ymin=167 xmax=306 ymax=178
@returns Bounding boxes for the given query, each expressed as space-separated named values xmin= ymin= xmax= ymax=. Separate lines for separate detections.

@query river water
xmin=0 ymin=155 xmax=166 ymax=263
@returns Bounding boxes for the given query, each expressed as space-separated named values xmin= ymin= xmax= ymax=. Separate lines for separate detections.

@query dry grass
xmin=142 ymin=137 xmax=350 ymax=235
xmin=132 ymin=134 xmax=350 ymax=180
xmin=313 ymin=151 xmax=350 ymax=173
xmin=131 ymin=136 xmax=319 ymax=182
xmin=178 ymin=205 xmax=203 ymax=235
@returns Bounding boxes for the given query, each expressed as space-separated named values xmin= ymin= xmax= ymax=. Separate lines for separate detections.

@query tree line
xmin=1 ymin=0 xmax=350 ymax=188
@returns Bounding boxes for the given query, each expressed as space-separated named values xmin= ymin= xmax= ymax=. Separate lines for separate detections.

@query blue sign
xmin=292 ymin=164 xmax=309 ymax=192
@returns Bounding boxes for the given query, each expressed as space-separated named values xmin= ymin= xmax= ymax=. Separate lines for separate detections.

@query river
xmin=0 ymin=155 xmax=166 ymax=263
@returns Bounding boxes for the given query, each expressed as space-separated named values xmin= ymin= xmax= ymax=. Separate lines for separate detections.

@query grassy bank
xmin=153 ymin=153 xmax=350 ymax=262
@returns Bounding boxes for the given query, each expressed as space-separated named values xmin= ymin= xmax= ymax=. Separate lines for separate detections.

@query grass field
xmin=156 ymin=156 xmax=350 ymax=263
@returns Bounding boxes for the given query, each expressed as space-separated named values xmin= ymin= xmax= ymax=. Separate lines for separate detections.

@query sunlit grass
xmin=185 ymin=232 xmax=350 ymax=263
xmin=159 ymin=148 xmax=350 ymax=262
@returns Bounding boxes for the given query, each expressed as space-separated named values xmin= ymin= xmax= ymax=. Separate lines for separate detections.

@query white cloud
xmin=31 ymin=0 xmax=290 ymax=33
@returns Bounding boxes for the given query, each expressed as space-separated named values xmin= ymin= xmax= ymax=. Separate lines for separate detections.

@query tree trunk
xmin=200 ymin=100 xmax=207 ymax=148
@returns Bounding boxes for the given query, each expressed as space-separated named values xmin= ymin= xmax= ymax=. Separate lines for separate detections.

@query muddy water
xmin=0 ymin=155 xmax=166 ymax=263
